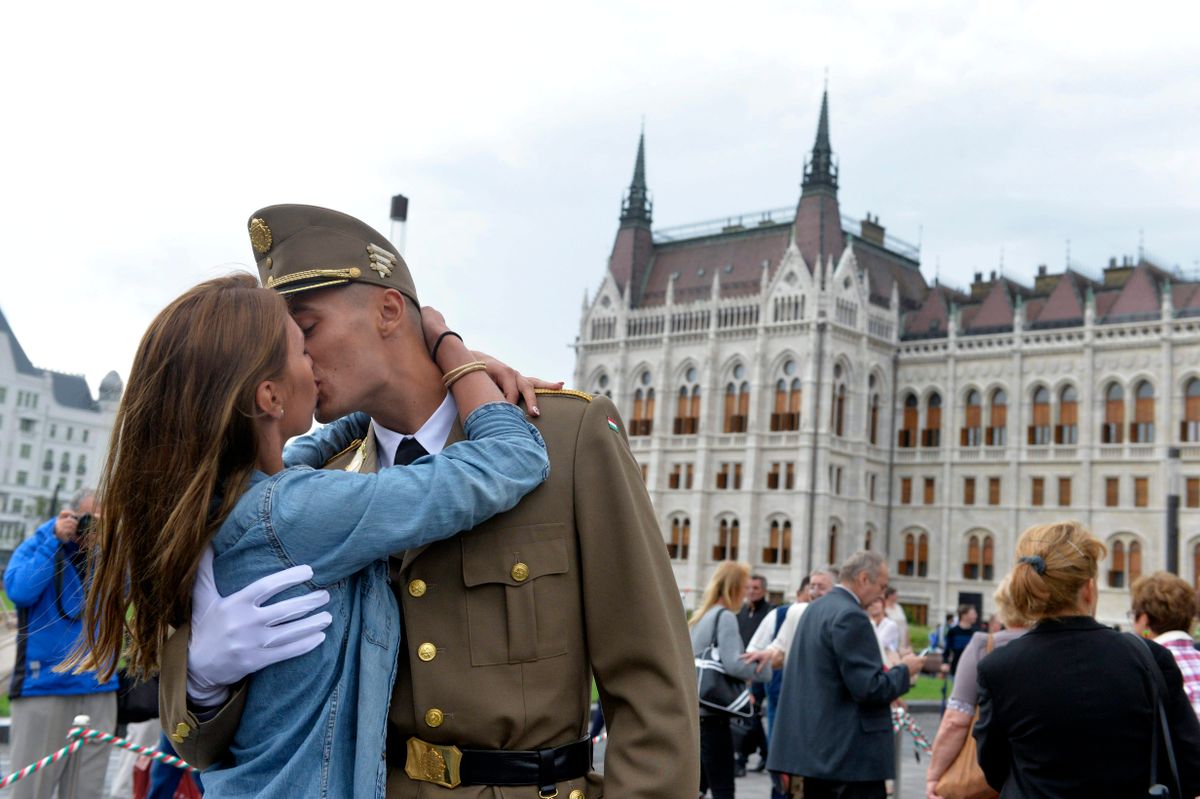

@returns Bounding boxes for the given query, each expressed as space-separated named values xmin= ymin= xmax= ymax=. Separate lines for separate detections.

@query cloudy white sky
xmin=2 ymin=1 xmax=1198 ymax=394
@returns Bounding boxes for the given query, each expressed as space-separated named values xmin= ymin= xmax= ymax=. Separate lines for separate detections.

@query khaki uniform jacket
xmin=160 ymin=391 xmax=700 ymax=798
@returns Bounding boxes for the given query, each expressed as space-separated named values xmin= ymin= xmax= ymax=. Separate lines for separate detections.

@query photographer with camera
xmin=4 ymin=488 xmax=117 ymax=799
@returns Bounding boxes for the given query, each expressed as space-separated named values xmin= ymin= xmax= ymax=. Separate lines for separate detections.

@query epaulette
xmin=534 ymin=388 xmax=593 ymax=402
xmin=323 ymin=438 xmax=363 ymax=467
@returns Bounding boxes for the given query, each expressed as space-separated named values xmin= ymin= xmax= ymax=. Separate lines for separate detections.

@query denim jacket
xmin=200 ymin=402 xmax=547 ymax=799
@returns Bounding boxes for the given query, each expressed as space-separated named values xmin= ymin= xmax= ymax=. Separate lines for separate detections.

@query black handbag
xmin=1125 ymin=633 xmax=1181 ymax=798
xmin=695 ymin=608 xmax=753 ymax=717
xmin=116 ymin=672 xmax=160 ymax=725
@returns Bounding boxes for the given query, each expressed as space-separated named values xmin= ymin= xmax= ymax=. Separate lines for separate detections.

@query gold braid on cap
xmin=265 ymin=267 xmax=362 ymax=291
xmin=367 ymin=243 xmax=398 ymax=278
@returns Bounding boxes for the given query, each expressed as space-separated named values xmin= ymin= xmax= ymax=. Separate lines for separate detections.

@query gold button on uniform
xmin=511 ymin=562 xmax=530 ymax=582
xmin=569 ymin=791 xmax=586 ymax=799
xmin=170 ymin=722 xmax=190 ymax=743
xmin=408 ymin=579 xmax=427 ymax=597
xmin=424 ymin=708 xmax=444 ymax=728
xmin=417 ymin=643 xmax=437 ymax=662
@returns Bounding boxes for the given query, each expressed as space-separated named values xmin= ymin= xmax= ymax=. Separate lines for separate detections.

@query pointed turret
xmin=608 ymin=128 xmax=656 ymax=304
xmin=802 ymin=89 xmax=838 ymax=192
xmin=793 ymin=88 xmax=845 ymax=279
xmin=619 ymin=130 xmax=652 ymax=227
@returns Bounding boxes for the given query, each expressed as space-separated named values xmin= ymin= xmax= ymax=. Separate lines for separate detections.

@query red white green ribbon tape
xmin=0 ymin=723 xmax=197 ymax=790
xmin=891 ymin=706 xmax=933 ymax=754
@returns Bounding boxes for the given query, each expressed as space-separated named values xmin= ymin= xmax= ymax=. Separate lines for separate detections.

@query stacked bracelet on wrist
xmin=431 ymin=331 xmax=464 ymax=363
xmin=442 ymin=360 xmax=488 ymax=389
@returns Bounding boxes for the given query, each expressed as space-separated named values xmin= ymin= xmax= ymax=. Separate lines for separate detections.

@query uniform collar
xmin=372 ymin=393 xmax=457 ymax=464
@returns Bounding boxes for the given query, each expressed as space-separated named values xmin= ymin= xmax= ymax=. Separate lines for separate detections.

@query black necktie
xmin=393 ymin=437 xmax=429 ymax=466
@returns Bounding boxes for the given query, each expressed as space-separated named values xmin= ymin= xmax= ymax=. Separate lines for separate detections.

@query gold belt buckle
xmin=405 ymin=737 xmax=464 ymax=789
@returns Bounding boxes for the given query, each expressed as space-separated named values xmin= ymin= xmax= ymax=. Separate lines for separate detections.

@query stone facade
xmin=573 ymin=93 xmax=1200 ymax=626
xmin=0 ymin=307 xmax=120 ymax=558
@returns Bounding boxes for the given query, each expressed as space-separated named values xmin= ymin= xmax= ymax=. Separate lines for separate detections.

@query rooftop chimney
xmin=860 ymin=213 xmax=886 ymax=246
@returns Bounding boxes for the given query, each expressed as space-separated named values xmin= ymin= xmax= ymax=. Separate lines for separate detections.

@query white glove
xmin=187 ymin=546 xmax=332 ymax=706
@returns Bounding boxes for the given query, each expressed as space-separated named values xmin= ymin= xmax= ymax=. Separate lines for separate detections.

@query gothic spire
xmin=620 ymin=129 xmax=653 ymax=227
xmin=802 ymin=88 xmax=838 ymax=193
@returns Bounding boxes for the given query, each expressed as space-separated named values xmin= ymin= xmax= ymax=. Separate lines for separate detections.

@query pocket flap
xmin=462 ymin=524 xmax=569 ymax=587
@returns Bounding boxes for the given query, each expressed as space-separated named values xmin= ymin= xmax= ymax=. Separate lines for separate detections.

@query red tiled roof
xmin=854 ymin=243 xmax=928 ymax=310
xmin=965 ymin=281 xmax=1015 ymax=330
xmin=793 ymin=191 xmax=845 ymax=275
xmin=1103 ymin=263 xmax=1160 ymax=319
xmin=903 ymin=287 xmax=949 ymax=335
xmin=637 ymin=226 xmax=791 ymax=306
xmin=1094 ymin=290 xmax=1120 ymax=317
xmin=1031 ymin=273 xmax=1084 ymax=324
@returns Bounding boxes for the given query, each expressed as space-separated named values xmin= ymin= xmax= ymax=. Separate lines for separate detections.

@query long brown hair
xmin=71 ymin=273 xmax=290 ymax=680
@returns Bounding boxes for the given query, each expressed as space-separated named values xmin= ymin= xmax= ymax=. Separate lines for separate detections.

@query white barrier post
xmin=58 ymin=715 xmax=90 ymax=798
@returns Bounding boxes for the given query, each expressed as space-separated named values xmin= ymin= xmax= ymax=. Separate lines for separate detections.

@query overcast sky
xmin=2 ymin=1 xmax=1198 ymax=395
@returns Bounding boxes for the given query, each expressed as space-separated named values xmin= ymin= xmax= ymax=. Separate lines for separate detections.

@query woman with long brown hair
xmin=71 ymin=274 xmax=548 ymax=797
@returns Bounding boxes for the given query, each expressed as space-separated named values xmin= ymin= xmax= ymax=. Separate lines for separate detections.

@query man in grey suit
xmin=766 ymin=551 xmax=923 ymax=799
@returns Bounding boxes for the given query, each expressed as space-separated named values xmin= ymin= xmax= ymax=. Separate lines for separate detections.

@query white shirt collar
xmin=1155 ymin=630 xmax=1195 ymax=645
xmin=372 ymin=393 xmax=458 ymax=464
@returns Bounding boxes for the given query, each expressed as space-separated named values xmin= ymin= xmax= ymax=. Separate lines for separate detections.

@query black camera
xmin=75 ymin=512 xmax=94 ymax=539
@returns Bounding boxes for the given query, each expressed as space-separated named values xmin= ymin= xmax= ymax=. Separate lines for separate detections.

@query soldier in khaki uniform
xmin=159 ymin=205 xmax=700 ymax=798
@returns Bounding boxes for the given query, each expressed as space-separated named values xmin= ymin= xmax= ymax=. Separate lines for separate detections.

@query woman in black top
xmin=974 ymin=521 xmax=1200 ymax=797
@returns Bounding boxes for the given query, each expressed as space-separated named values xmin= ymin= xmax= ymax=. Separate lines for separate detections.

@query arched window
xmin=868 ymin=392 xmax=880 ymax=445
xmin=898 ymin=531 xmax=928 ymax=576
xmin=1193 ymin=541 xmax=1200 ymax=590
xmin=963 ymin=534 xmax=996 ymax=580
xmin=1107 ymin=536 xmax=1143 ymax=588
xmin=591 ymin=372 xmax=612 ymax=398
xmin=1102 ymin=383 xmax=1124 ymax=444
xmin=763 ymin=519 xmax=792 ymax=565
xmin=723 ymin=373 xmax=750 ymax=433
xmin=832 ymin=384 xmax=847 ymax=437
xmin=961 ymin=390 xmax=982 ymax=447
xmin=899 ymin=393 xmax=919 ymax=448
xmin=922 ymin=393 xmax=942 ymax=447
xmin=987 ymin=390 xmax=1007 ymax=446
xmin=713 ymin=517 xmax=740 ymax=561
xmin=1056 ymin=386 xmax=1078 ymax=444
xmin=1132 ymin=381 xmax=1155 ymax=443
xmin=771 ymin=374 xmax=802 ymax=432
xmin=828 ymin=523 xmax=839 ymax=565
xmin=667 ymin=517 xmax=690 ymax=560
xmin=1182 ymin=379 xmax=1200 ymax=443
xmin=1028 ymin=386 xmax=1051 ymax=446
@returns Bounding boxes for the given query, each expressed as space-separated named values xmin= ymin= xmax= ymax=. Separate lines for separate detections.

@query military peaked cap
xmin=246 ymin=204 xmax=418 ymax=303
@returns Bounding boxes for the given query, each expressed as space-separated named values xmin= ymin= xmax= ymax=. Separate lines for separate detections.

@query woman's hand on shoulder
xmin=471 ymin=350 xmax=562 ymax=417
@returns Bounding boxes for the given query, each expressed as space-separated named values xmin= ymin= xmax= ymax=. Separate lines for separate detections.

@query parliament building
xmin=573 ymin=91 xmax=1200 ymax=625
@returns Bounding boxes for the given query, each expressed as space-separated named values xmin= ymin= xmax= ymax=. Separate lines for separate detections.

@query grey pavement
xmin=593 ymin=709 xmax=939 ymax=799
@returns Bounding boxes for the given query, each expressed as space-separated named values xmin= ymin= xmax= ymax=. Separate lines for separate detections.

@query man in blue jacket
xmin=4 ymin=488 xmax=117 ymax=799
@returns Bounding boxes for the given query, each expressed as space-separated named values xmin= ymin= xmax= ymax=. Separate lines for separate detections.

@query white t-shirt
xmin=872 ymin=616 xmax=900 ymax=664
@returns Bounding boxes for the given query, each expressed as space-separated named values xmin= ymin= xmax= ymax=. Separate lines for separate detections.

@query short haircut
xmin=840 ymin=550 xmax=885 ymax=584
xmin=750 ymin=574 xmax=767 ymax=587
xmin=810 ymin=566 xmax=840 ymax=581
xmin=797 ymin=575 xmax=811 ymax=593
xmin=957 ymin=604 xmax=976 ymax=618
xmin=1131 ymin=572 xmax=1200 ymax=635
xmin=69 ymin=487 xmax=96 ymax=511
xmin=883 ymin=586 xmax=898 ymax=599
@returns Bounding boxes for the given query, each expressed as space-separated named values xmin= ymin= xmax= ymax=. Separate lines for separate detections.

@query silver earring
xmin=279 ymin=408 xmax=285 ymax=420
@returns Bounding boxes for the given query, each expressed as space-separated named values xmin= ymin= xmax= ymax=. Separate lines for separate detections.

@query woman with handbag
xmin=974 ymin=521 xmax=1200 ymax=798
xmin=690 ymin=561 xmax=772 ymax=799
xmin=925 ymin=576 xmax=1030 ymax=799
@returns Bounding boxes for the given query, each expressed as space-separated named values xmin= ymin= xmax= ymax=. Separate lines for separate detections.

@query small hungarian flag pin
xmin=607 ymin=417 xmax=620 ymax=432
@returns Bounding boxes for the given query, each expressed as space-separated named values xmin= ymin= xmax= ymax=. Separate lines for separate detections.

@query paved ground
xmin=594 ymin=709 xmax=940 ymax=799
xmin=0 ymin=709 xmax=941 ymax=797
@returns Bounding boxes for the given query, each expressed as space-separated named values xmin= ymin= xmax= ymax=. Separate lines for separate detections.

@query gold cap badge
xmin=248 ymin=218 xmax=273 ymax=254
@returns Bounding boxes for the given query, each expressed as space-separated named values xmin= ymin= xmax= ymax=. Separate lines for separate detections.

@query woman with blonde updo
xmin=690 ymin=561 xmax=771 ymax=799
xmin=973 ymin=522 xmax=1200 ymax=797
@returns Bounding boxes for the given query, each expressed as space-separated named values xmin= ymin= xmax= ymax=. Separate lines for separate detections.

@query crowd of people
xmin=1 ymin=203 xmax=1198 ymax=799
xmin=690 ymin=521 xmax=1200 ymax=799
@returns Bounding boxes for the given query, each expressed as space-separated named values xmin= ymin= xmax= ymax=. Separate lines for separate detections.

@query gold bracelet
xmin=442 ymin=361 xmax=488 ymax=389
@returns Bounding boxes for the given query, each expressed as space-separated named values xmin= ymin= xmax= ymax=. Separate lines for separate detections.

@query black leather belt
xmin=388 ymin=732 xmax=591 ymax=793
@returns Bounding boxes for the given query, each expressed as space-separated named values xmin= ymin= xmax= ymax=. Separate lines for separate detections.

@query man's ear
xmin=377 ymin=289 xmax=408 ymax=337
xmin=255 ymin=380 xmax=281 ymax=419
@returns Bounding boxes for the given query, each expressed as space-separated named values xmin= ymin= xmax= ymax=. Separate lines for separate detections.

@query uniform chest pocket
xmin=462 ymin=523 xmax=571 ymax=666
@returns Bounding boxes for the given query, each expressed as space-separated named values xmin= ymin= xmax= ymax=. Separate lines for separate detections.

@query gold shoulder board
xmin=323 ymin=438 xmax=363 ymax=467
xmin=534 ymin=388 xmax=593 ymax=402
